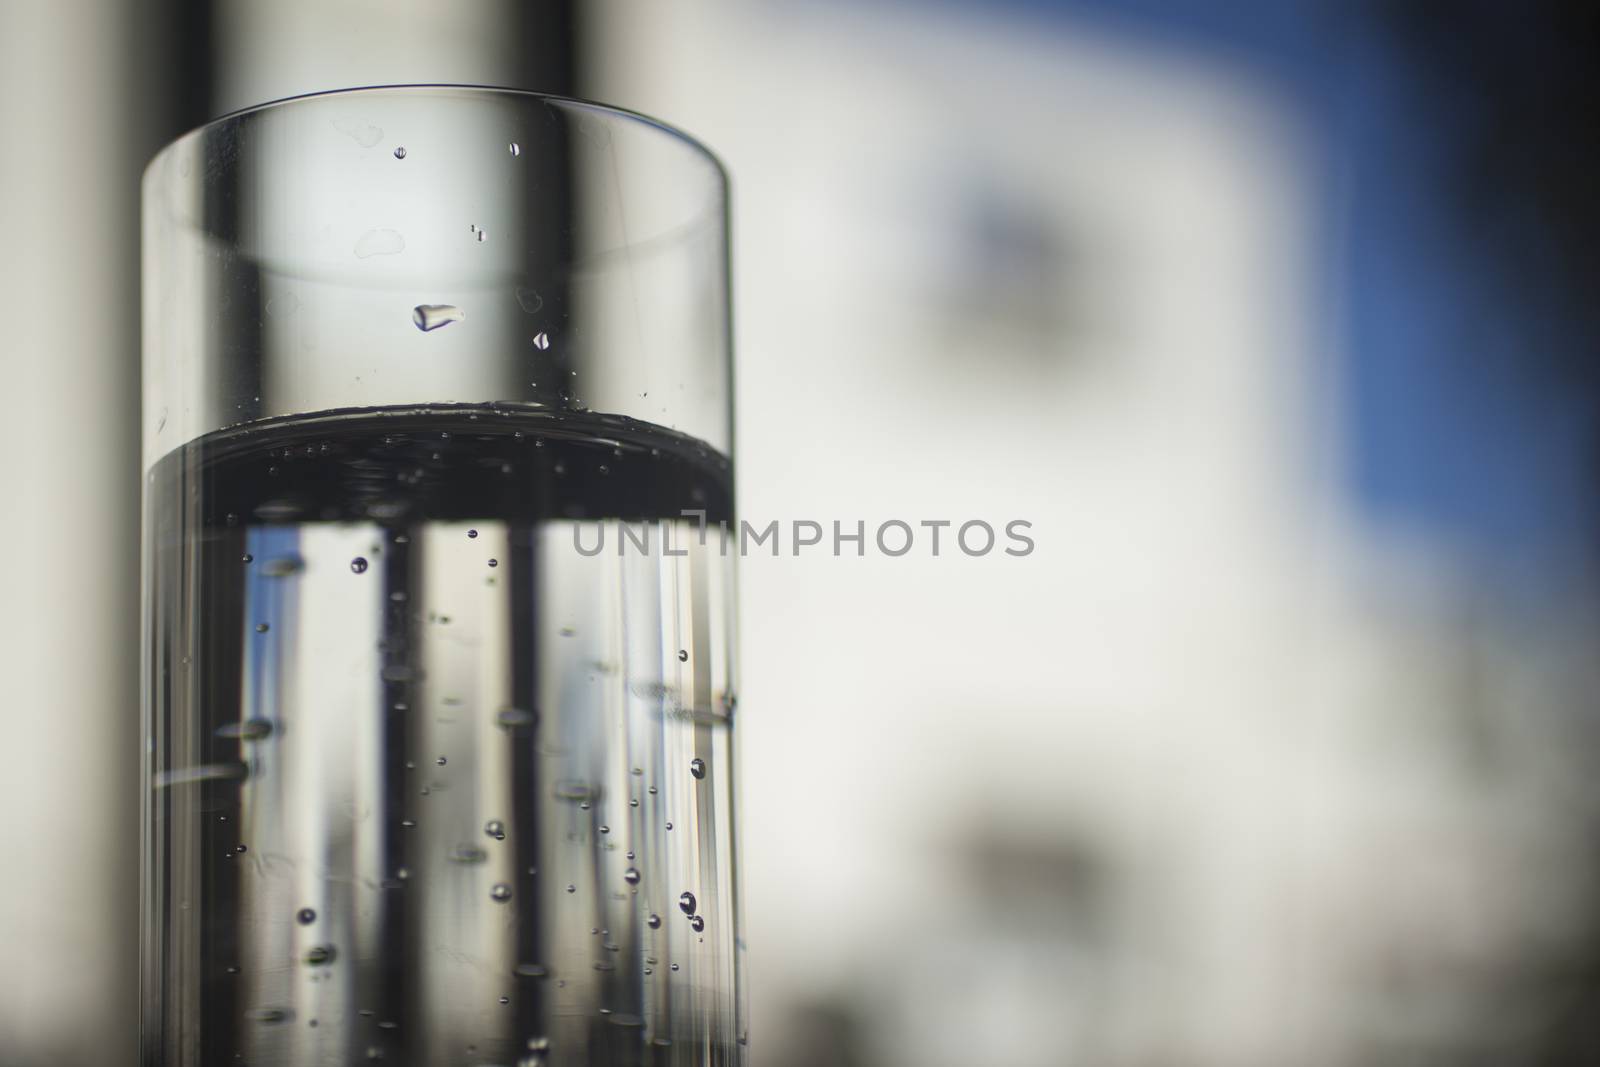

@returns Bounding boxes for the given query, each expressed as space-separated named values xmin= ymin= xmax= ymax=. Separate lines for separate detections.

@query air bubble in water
xmin=678 ymin=891 xmax=696 ymax=915
xmin=256 ymin=623 xmax=270 ymax=633
xmin=215 ymin=719 xmax=273 ymax=742
xmin=393 ymin=146 xmax=406 ymax=159
xmin=496 ymin=707 xmax=537 ymax=729
xmin=350 ymin=556 xmax=368 ymax=574
xmin=435 ymin=755 xmax=446 ymax=766
xmin=598 ymin=824 xmax=610 ymax=835
xmin=677 ymin=649 xmax=688 ymax=662
xmin=297 ymin=908 xmax=316 ymax=925
xmin=566 ymin=883 xmax=576 ymax=894
xmin=690 ymin=758 xmax=706 ymax=779
xmin=647 ymin=913 xmax=661 ymax=929
xmin=412 ymin=304 xmax=464 ymax=332
xmin=532 ymin=331 xmax=550 ymax=350
xmin=490 ymin=883 xmax=513 ymax=903
xmin=449 ymin=844 xmax=488 ymax=865
xmin=306 ymin=944 xmax=336 ymax=966
xmin=509 ymin=141 xmax=521 ymax=156
xmin=624 ymin=867 xmax=640 ymax=885
xmin=665 ymin=822 xmax=673 ymax=831
xmin=488 ymin=558 xmax=498 ymax=568
xmin=241 ymin=553 xmax=253 ymax=563
xmin=467 ymin=529 xmax=478 ymax=539
xmin=670 ymin=963 xmax=680 ymax=972
xmin=689 ymin=915 xmax=705 ymax=933
xmin=485 ymin=819 xmax=506 ymax=840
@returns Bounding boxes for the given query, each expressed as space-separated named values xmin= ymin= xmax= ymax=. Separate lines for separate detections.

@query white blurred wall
xmin=584 ymin=4 xmax=1600 ymax=1065
xmin=0 ymin=4 xmax=141 ymax=1062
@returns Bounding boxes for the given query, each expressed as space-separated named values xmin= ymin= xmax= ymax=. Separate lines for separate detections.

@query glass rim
xmin=143 ymin=82 xmax=731 ymax=190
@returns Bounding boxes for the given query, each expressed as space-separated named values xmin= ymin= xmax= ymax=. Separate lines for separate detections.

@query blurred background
xmin=4 ymin=1 xmax=1599 ymax=1064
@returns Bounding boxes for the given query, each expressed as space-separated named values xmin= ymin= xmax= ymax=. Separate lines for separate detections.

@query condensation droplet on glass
xmin=648 ymin=786 xmax=658 ymax=795
xmin=350 ymin=556 xmax=368 ymax=574
xmin=515 ymin=287 xmax=543 ymax=314
xmin=412 ymin=304 xmax=464 ymax=332
xmin=490 ymin=883 xmax=513 ymax=903
xmin=690 ymin=758 xmax=706 ymax=779
xmin=353 ymin=228 xmax=405 ymax=259
xmin=647 ymin=913 xmax=661 ymax=929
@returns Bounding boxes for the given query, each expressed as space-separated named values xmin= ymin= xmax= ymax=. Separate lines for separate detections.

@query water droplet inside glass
xmin=624 ymin=867 xmax=640 ymax=885
xmin=306 ymin=944 xmax=336 ymax=966
xmin=689 ymin=915 xmax=705 ymax=933
xmin=485 ymin=819 xmax=506 ymax=840
xmin=532 ymin=331 xmax=550 ymax=350
xmin=598 ymin=824 xmax=610 ymax=835
xmin=490 ymin=883 xmax=513 ymax=903
xmin=297 ymin=908 xmax=316 ymax=925
xmin=508 ymin=141 xmax=522 ymax=156
xmin=467 ymin=529 xmax=478 ymax=539
xmin=665 ymin=822 xmax=673 ymax=831
xmin=647 ymin=913 xmax=661 ymax=929
xmin=670 ymin=963 xmax=680 ymax=972
xmin=678 ymin=891 xmax=696 ymax=915
xmin=412 ymin=304 xmax=464 ymax=332
xmin=690 ymin=758 xmax=706 ymax=779
xmin=677 ymin=649 xmax=689 ymax=662
xmin=333 ymin=117 xmax=383 ymax=147
xmin=241 ymin=553 xmax=253 ymax=563
xmin=350 ymin=556 xmax=368 ymax=574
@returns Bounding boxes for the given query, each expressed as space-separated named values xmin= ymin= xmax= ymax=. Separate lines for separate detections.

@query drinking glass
xmin=140 ymin=86 xmax=742 ymax=1066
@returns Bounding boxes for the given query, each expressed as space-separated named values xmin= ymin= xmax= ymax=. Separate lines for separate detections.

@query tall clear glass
xmin=140 ymin=86 xmax=742 ymax=1066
